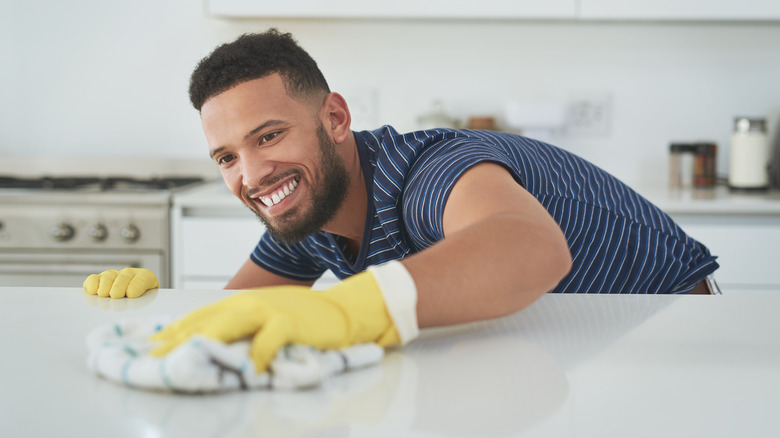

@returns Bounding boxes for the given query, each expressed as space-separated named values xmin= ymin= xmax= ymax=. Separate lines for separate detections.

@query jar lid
xmin=734 ymin=117 xmax=766 ymax=133
xmin=694 ymin=142 xmax=717 ymax=155
xmin=669 ymin=143 xmax=696 ymax=153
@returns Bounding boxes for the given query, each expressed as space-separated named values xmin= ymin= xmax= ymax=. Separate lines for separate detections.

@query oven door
xmin=0 ymin=250 xmax=166 ymax=288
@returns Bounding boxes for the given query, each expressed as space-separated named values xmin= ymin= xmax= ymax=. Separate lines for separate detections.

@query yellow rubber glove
xmin=149 ymin=262 xmax=418 ymax=373
xmin=83 ymin=268 xmax=159 ymax=299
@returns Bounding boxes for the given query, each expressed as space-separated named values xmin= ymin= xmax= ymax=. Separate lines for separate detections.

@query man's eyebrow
xmin=209 ymin=146 xmax=226 ymax=160
xmin=244 ymin=119 xmax=286 ymax=141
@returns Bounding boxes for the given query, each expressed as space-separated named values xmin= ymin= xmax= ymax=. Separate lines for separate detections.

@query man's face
xmin=200 ymin=74 xmax=349 ymax=243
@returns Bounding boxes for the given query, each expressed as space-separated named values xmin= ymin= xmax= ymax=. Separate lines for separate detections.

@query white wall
xmin=2 ymin=0 xmax=780 ymax=187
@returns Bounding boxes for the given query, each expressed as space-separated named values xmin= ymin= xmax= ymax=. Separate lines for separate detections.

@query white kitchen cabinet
xmin=580 ymin=0 xmax=780 ymax=21
xmin=641 ymin=187 xmax=780 ymax=293
xmin=171 ymin=183 xmax=339 ymax=290
xmin=206 ymin=0 xmax=578 ymax=19
xmin=174 ymin=212 xmax=263 ymax=289
xmin=208 ymin=0 xmax=780 ymax=21
xmin=174 ymin=183 xmax=780 ymax=293
xmin=672 ymin=214 xmax=780 ymax=291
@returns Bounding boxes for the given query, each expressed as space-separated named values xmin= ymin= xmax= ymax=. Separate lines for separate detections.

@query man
xmin=84 ymin=29 xmax=718 ymax=372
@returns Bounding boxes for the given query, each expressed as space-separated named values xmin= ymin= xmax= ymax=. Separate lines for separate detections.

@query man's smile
xmin=250 ymin=176 xmax=300 ymax=209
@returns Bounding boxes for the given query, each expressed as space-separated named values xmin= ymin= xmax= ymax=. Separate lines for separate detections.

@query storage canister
xmin=729 ymin=117 xmax=769 ymax=191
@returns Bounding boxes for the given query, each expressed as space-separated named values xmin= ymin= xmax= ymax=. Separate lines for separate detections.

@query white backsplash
xmin=2 ymin=0 xmax=780 ymax=189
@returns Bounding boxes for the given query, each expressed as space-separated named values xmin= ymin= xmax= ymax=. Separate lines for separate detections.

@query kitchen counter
xmin=1 ymin=287 xmax=779 ymax=438
xmin=639 ymin=186 xmax=780 ymax=215
xmin=174 ymin=180 xmax=780 ymax=215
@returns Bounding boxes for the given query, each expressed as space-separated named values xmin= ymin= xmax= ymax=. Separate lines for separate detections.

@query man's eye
xmin=261 ymin=132 xmax=279 ymax=143
xmin=217 ymin=154 xmax=235 ymax=165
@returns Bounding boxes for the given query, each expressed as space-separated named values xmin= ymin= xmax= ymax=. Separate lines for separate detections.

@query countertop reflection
xmin=1 ymin=289 xmax=778 ymax=438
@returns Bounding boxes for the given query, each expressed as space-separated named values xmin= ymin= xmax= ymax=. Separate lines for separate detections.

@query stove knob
xmin=120 ymin=224 xmax=141 ymax=243
xmin=88 ymin=223 xmax=108 ymax=242
xmin=49 ymin=223 xmax=76 ymax=242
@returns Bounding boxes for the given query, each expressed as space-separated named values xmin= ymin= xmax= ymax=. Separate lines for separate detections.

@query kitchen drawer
xmin=672 ymin=214 xmax=780 ymax=289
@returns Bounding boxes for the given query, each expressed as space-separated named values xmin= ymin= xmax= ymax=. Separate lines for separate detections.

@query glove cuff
xmin=368 ymin=261 xmax=419 ymax=345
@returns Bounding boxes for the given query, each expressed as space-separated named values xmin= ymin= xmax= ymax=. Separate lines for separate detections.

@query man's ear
xmin=321 ymin=92 xmax=351 ymax=144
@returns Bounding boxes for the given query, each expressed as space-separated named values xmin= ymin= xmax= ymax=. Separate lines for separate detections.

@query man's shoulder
xmin=356 ymin=125 xmax=479 ymax=153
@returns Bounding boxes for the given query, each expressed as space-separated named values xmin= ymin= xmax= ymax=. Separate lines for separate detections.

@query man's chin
xmin=250 ymin=210 xmax=319 ymax=244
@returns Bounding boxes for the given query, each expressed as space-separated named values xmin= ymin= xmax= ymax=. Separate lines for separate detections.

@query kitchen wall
xmin=2 ymin=0 xmax=780 ymax=187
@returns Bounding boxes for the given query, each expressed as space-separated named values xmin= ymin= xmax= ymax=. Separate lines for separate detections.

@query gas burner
xmin=100 ymin=176 xmax=206 ymax=191
xmin=0 ymin=176 xmax=205 ymax=191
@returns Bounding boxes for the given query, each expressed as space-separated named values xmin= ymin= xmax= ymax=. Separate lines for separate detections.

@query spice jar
xmin=693 ymin=143 xmax=717 ymax=188
xmin=669 ymin=143 xmax=695 ymax=189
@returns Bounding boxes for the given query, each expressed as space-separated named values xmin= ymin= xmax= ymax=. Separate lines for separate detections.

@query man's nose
xmin=241 ymin=152 xmax=275 ymax=188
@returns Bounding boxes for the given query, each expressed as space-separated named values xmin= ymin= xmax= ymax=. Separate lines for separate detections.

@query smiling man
xmin=201 ymin=73 xmax=356 ymax=256
xmin=84 ymin=28 xmax=719 ymax=372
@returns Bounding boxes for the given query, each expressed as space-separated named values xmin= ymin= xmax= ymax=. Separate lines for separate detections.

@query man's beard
xmin=248 ymin=124 xmax=350 ymax=244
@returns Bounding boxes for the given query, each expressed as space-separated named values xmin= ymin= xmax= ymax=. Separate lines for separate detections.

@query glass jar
xmin=693 ymin=143 xmax=717 ymax=188
xmin=669 ymin=143 xmax=695 ymax=189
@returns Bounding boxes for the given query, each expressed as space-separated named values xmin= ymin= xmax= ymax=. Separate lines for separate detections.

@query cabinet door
xmin=173 ymin=212 xmax=340 ymax=289
xmin=673 ymin=214 xmax=780 ymax=290
xmin=207 ymin=0 xmax=578 ymax=19
xmin=581 ymin=0 xmax=780 ymax=20
xmin=178 ymin=216 xmax=264 ymax=286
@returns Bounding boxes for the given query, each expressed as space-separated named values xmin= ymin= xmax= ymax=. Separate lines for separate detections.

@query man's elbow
xmin=550 ymin=243 xmax=573 ymax=289
xmin=531 ymin=238 xmax=572 ymax=295
xmin=500 ymin=239 xmax=572 ymax=316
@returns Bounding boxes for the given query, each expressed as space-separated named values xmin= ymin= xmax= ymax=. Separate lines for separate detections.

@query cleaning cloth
xmin=86 ymin=315 xmax=384 ymax=393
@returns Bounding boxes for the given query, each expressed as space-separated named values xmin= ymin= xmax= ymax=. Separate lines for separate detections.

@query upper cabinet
xmin=580 ymin=0 xmax=780 ymax=21
xmin=207 ymin=0 xmax=780 ymax=21
xmin=206 ymin=0 xmax=578 ymax=20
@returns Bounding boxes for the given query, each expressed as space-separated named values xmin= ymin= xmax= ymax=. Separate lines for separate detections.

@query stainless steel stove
xmin=0 ymin=175 xmax=207 ymax=288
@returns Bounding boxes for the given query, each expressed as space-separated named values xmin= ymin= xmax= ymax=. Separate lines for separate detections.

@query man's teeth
xmin=260 ymin=179 xmax=298 ymax=207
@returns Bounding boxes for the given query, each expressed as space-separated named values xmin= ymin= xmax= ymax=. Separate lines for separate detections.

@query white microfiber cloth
xmin=86 ymin=315 xmax=384 ymax=393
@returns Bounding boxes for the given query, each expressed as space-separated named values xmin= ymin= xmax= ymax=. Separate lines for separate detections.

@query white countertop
xmin=1 ymin=287 xmax=779 ymax=438
xmin=174 ymin=180 xmax=780 ymax=216
xmin=639 ymin=186 xmax=780 ymax=215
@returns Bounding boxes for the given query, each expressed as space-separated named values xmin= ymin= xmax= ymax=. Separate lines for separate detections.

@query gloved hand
xmin=149 ymin=261 xmax=418 ymax=372
xmin=83 ymin=267 xmax=159 ymax=299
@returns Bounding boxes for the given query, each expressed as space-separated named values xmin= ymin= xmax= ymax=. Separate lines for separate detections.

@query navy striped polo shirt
xmin=250 ymin=126 xmax=719 ymax=294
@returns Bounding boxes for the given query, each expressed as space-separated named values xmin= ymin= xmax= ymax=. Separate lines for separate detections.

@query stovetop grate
xmin=0 ymin=176 xmax=205 ymax=191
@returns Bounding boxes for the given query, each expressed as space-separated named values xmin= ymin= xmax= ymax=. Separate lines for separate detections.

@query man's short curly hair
xmin=188 ymin=28 xmax=330 ymax=110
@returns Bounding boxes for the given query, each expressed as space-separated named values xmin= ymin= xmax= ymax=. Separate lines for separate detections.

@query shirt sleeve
xmin=249 ymin=232 xmax=328 ymax=282
xmin=401 ymin=139 xmax=520 ymax=250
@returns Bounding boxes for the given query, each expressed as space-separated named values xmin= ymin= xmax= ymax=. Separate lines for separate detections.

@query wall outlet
xmin=566 ymin=94 xmax=611 ymax=136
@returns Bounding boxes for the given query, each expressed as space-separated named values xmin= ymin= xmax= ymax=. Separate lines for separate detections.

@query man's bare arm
xmin=402 ymin=162 xmax=572 ymax=328
xmin=225 ymin=258 xmax=315 ymax=289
